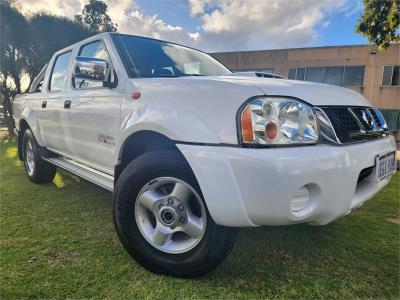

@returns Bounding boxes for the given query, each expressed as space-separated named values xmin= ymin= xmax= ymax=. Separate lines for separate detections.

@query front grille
xmin=351 ymin=107 xmax=376 ymax=131
xmin=320 ymin=107 xmax=362 ymax=143
xmin=317 ymin=106 xmax=388 ymax=144
xmin=369 ymin=109 xmax=381 ymax=127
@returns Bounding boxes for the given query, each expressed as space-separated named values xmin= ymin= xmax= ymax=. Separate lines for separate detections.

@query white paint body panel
xmin=178 ymin=136 xmax=396 ymax=226
xmin=13 ymin=32 xmax=394 ymax=228
xmin=121 ymin=75 xmax=371 ymax=146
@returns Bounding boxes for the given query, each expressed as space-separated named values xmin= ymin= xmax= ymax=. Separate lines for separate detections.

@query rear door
xmin=61 ymin=39 xmax=122 ymax=173
xmin=38 ymin=50 xmax=72 ymax=152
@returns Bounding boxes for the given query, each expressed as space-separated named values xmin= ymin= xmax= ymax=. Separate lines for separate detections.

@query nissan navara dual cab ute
xmin=13 ymin=33 xmax=397 ymax=277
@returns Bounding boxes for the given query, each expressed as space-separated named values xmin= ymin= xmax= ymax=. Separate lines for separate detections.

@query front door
xmin=61 ymin=40 xmax=122 ymax=173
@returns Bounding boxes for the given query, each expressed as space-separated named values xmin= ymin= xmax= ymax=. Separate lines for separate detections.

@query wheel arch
xmin=115 ymin=130 xmax=186 ymax=183
xmin=17 ymin=117 xmax=49 ymax=161
xmin=17 ymin=119 xmax=31 ymax=161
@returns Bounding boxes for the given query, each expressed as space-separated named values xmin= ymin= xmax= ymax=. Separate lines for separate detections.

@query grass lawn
xmin=0 ymin=139 xmax=399 ymax=299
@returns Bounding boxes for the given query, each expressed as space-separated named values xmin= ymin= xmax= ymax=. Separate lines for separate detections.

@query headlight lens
xmin=239 ymin=97 xmax=318 ymax=145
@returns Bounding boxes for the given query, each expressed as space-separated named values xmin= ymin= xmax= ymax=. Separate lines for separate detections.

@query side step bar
xmin=45 ymin=157 xmax=114 ymax=192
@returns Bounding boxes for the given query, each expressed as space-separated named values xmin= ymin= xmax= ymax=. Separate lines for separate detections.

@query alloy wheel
xmin=134 ymin=177 xmax=207 ymax=254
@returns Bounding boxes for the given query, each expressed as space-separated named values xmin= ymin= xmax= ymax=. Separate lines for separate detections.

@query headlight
xmin=239 ymin=97 xmax=318 ymax=145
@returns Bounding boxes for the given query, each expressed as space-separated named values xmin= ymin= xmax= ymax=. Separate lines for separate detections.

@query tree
xmin=0 ymin=0 xmax=118 ymax=138
xmin=27 ymin=13 xmax=93 ymax=83
xmin=0 ymin=3 xmax=93 ymax=138
xmin=356 ymin=0 xmax=400 ymax=49
xmin=0 ymin=2 xmax=30 ymax=137
xmin=74 ymin=0 xmax=117 ymax=33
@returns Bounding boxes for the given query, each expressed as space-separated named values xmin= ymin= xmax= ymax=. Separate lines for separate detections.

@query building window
xmin=288 ymin=66 xmax=365 ymax=87
xmin=296 ymin=68 xmax=305 ymax=80
xmin=382 ymin=65 xmax=400 ymax=86
xmin=288 ymin=68 xmax=296 ymax=80
xmin=323 ymin=67 xmax=344 ymax=86
xmin=305 ymin=67 xmax=323 ymax=83
xmin=343 ymin=66 xmax=365 ymax=86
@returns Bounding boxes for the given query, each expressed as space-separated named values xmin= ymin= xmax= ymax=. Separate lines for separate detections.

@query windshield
xmin=113 ymin=34 xmax=231 ymax=78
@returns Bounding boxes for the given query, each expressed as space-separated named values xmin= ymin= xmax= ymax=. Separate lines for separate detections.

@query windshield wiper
xmin=179 ymin=73 xmax=204 ymax=77
xmin=149 ymin=73 xmax=204 ymax=78
xmin=151 ymin=74 xmax=179 ymax=78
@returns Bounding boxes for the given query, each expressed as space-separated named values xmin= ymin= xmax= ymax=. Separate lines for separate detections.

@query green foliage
xmin=0 ymin=140 xmax=399 ymax=298
xmin=74 ymin=0 xmax=117 ymax=33
xmin=0 ymin=2 xmax=29 ymax=136
xmin=356 ymin=0 xmax=400 ymax=49
xmin=0 ymin=2 xmax=29 ymax=94
xmin=27 ymin=13 xmax=93 ymax=82
xmin=0 ymin=1 xmax=117 ymax=137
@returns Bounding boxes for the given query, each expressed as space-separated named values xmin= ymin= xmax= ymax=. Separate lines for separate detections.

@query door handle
xmin=64 ymin=100 xmax=71 ymax=109
xmin=41 ymin=100 xmax=47 ymax=108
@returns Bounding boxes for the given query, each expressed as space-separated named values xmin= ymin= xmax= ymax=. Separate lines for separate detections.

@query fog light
xmin=290 ymin=186 xmax=311 ymax=213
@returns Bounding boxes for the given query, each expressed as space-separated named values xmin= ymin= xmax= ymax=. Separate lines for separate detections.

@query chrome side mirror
xmin=73 ymin=56 xmax=110 ymax=82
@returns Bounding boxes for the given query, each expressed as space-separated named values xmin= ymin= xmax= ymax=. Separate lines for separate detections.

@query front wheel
xmin=113 ymin=150 xmax=237 ymax=277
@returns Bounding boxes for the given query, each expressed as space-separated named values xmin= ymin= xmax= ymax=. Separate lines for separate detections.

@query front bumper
xmin=177 ymin=136 xmax=396 ymax=227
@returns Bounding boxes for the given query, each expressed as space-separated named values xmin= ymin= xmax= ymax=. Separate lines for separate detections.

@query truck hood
xmin=133 ymin=75 xmax=372 ymax=108
xmin=129 ymin=75 xmax=372 ymax=144
xmin=205 ymin=75 xmax=372 ymax=107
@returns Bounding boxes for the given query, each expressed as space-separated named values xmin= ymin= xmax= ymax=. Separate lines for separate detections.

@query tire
xmin=113 ymin=150 xmax=237 ymax=278
xmin=22 ymin=129 xmax=56 ymax=184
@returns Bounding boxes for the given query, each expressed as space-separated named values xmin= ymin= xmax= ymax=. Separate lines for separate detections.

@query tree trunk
xmin=3 ymin=94 xmax=15 ymax=139
xmin=6 ymin=116 xmax=15 ymax=139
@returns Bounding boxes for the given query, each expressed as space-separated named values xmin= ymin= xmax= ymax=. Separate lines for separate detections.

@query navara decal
xmin=97 ymin=134 xmax=115 ymax=145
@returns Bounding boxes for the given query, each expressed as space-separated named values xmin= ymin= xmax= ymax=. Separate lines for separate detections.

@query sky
xmin=13 ymin=0 xmax=368 ymax=52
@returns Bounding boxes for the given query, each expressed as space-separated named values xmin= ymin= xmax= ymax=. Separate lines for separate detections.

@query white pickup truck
xmin=13 ymin=32 xmax=397 ymax=277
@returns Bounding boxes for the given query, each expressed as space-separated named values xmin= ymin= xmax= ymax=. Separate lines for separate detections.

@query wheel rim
xmin=25 ymin=140 xmax=35 ymax=176
xmin=135 ymin=177 xmax=207 ymax=254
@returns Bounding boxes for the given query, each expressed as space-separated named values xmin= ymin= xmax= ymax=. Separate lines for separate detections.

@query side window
xmin=74 ymin=40 xmax=116 ymax=89
xmin=49 ymin=51 xmax=72 ymax=92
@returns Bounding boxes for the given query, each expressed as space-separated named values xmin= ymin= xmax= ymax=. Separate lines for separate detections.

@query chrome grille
xmin=351 ymin=107 xmax=377 ymax=131
xmin=317 ymin=106 xmax=388 ymax=144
